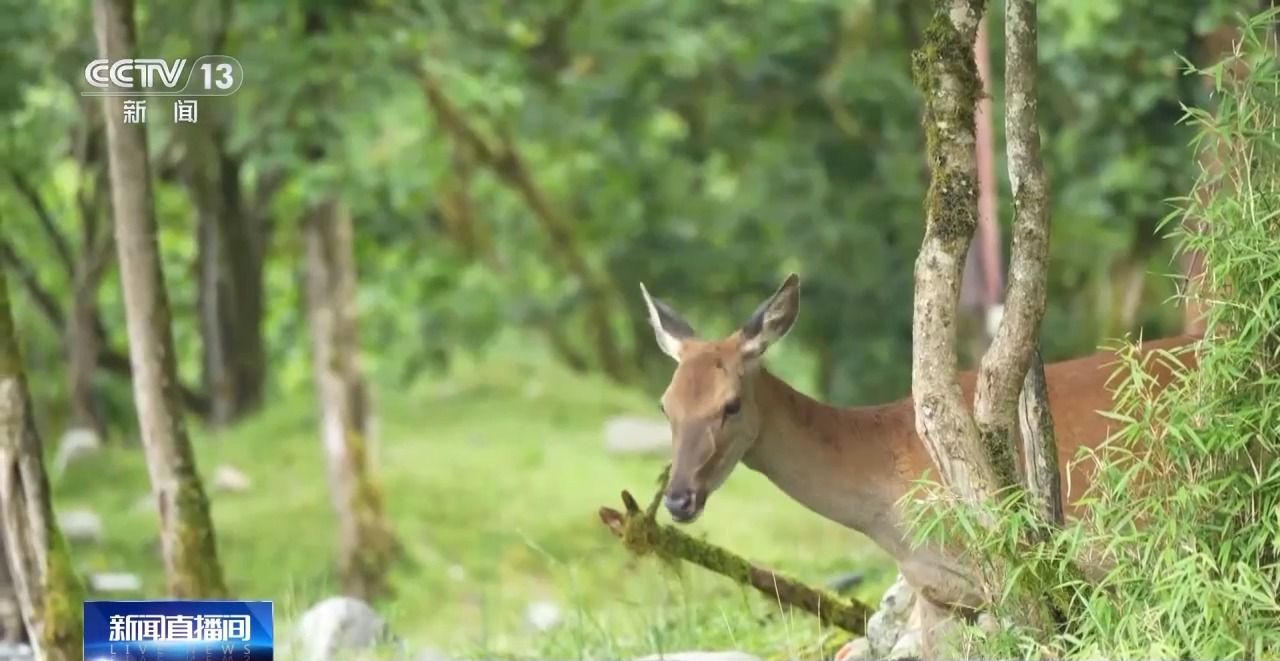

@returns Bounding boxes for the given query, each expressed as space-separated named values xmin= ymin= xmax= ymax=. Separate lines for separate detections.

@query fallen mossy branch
xmin=598 ymin=489 xmax=873 ymax=635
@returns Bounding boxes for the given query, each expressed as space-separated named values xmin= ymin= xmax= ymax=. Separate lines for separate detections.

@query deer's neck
xmin=741 ymin=370 xmax=932 ymax=560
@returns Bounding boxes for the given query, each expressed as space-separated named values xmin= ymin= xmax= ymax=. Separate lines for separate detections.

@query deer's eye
xmin=723 ymin=398 xmax=741 ymax=417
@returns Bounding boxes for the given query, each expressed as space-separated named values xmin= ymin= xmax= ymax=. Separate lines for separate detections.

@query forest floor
xmin=53 ymin=341 xmax=895 ymax=660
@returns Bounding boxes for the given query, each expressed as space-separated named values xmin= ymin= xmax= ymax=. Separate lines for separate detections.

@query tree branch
xmin=910 ymin=0 xmax=1007 ymax=504
xmin=417 ymin=67 xmax=631 ymax=381
xmin=973 ymin=0 xmax=1051 ymax=491
xmin=8 ymin=172 xmax=76 ymax=279
xmin=599 ymin=489 xmax=872 ymax=635
xmin=0 ymin=236 xmax=209 ymax=419
xmin=0 ymin=239 xmax=64 ymax=330
xmin=1017 ymin=349 xmax=1062 ymax=530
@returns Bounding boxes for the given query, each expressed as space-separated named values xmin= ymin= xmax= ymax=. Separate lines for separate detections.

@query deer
xmin=639 ymin=272 xmax=1197 ymax=653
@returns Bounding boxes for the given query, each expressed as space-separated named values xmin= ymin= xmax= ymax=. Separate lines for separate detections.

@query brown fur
xmin=646 ymin=275 xmax=1197 ymax=646
xmin=660 ymin=333 xmax=1197 ymax=608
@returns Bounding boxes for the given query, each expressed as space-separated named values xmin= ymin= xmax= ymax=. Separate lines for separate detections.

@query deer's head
xmin=639 ymin=273 xmax=800 ymax=523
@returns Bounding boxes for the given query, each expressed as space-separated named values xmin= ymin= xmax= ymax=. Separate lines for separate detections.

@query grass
xmin=53 ymin=338 xmax=895 ymax=660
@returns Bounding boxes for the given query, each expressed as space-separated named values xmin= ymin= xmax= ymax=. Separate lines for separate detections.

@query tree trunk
xmin=93 ymin=0 xmax=227 ymax=598
xmin=66 ymin=270 xmax=107 ymax=441
xmin=910 ymin=0 xmax=1009 ymax=505
xmin=0 ymin=529 xmax=25 ymax=644
xmin=304 ymin=199 xmax=396 ymax=599
xmin=1018 ymin=350 xmax=1062 ymax=530
xmin=971 ymin=0 xmax=1054 ymax=493
xmin=0 ymin=262 xmax=85 ymax=661
xmin=186 ymin=130 xmax=266 ymax=427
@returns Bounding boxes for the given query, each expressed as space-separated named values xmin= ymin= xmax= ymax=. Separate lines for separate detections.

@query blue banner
xmin=84 ymin=600 xmax=273 ymax=660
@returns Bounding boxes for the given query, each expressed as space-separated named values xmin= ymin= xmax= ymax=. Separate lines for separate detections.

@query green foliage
xmin=4 ymin=0 xmax=1240 ymax=430
xmin=904 ymin=9 xmax=1280 ymax=658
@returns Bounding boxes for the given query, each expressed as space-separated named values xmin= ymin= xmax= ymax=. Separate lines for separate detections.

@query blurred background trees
xmin=0 ymin=0 xmax=1268 ymax=655
xmin=3 ymin=0 xmax=1245 ymax=433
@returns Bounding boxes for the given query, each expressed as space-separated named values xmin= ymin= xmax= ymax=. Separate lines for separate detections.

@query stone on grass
xmin=57 ymin=508 xmax=103 ymax=544
xmin=866 ymin=573 xmax=918 ymax=657
xmin=212 ymin=463 xmax=252 ymax=493
xmin=635 ymin=652 xmax=762 ymax=661
xmin=887 ymin=628 xmax=922 ymax=660
xmin=54 ymin=427 xmax=101 ymax=474
xmin=604 ymin=416 xmax=669 ymax=455
xmin=89 ymin=572 xmax=142 ymax=593
xmin=294 ymin=596 xmax=396 ymax=661
xmin=524 ymin=600 xmax=561 ymax=631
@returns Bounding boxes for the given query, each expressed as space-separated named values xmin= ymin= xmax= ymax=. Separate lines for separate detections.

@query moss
xmin=41 ymin=528 xmax=84 ymax=661
xmin=979 ymin=427 xmax=1020 ymax=492
xmin=911 ymin=0 xmax=987 ymax=244
xmin=172 ymin=472 xmax=229 ymax=598
xmin=607 ymin=488 xmax=873 ymax=635
xmin=342 ymin=427 xmax=398 ymax=600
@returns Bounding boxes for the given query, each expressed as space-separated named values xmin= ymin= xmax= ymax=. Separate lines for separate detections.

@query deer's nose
xmin=664 ymin=489 xmax=699 ymax=522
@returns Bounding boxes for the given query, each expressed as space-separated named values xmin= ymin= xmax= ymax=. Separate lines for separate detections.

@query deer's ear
xmin=640 ymin=283 xmax=696 ymax=361
xmin=740 ymin=273 xmax=800 ymax=359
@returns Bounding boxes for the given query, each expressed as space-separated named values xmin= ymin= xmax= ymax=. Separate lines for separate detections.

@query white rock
xmin=53 ymin=427 xmax=101 ymax=474
xmin=635 ymin=653 xmax=762 ymax=661
xmin=878 ymin=574 xmax=916 ymax=619
xmin=293 ymin=596 xmax=394 ymax=661
xmin=867 ymin=573 xmax=918 ymax=656
xmin=604 ymin=416 xmax=670 ymax=455
xmin=212 ymin=464 xmax=252 ymax=493
xmin=525 ymin=600 xmax=561 ymax=631
xmin=0 ymin=642 xmax=33 ymax=661
xmin=976 ymin=611 xmax=1001 ymax=636
xmin=446 ymin=564 xmax=466 ymax=582
xmin=89 ymin=572 xmax=141 ymax=593
xmin=57 ymin=508 xmax=103 ymax=544
xmin=888 ymin=629 xmax=922 ymax=659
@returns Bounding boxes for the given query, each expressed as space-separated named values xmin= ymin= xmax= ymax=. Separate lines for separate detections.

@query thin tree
xmin=304 ymin=198 xmax=397 ymax=599
xmin=93 ymin=0 xmax=227 ymax=597
xmin=910 ymin=5 xmax=1064 ymax=635
xmin=911 ymin=0 xmax=1057 ymax=511
xmin=301 ymin=8 xmax=398 ymax=599
xmin=0 ymin=254 xmax=85 ymax=661
xmin=180 ymin=1 xmax=267 ymax=427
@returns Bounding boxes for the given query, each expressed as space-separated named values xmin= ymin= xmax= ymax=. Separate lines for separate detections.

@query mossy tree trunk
xmin=911 ymin=0 xmax=1058 ymax=515
xmin=303 ymin=198 xmax=397 ymax=600
xmin=298 ymin=6 xmax=397 ymax=602
xmin=910 ymin=0 xmax=1067 ymax=646
xmin=997 ymin=0 xmax=1061 ymax=529
xmin=910 ymin=0 xmax=1016 ymax=507
xmin=93 ymin=0 xmax=228 ymax=598
xmin=0 ymin=259 xmax=86 ymax=661
xmin=971 ymin=0 xmax=1055 ymax=494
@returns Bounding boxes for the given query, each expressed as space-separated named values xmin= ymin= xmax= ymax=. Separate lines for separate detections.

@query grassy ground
xmin=54 ymin=342 xmax=896 ymax=660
